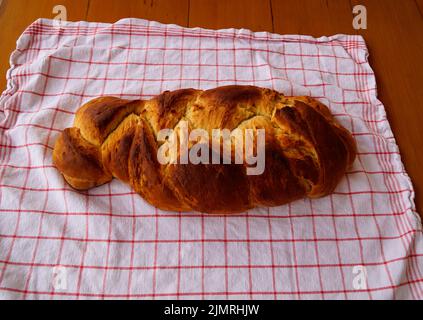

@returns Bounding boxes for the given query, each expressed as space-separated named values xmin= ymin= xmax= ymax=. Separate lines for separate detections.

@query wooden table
xmin=1 ymin=0 xmax=422 ymax=216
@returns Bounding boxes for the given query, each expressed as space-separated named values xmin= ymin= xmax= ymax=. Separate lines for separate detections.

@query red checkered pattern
xmin=0 ymin=18 xmax=422 ymax=300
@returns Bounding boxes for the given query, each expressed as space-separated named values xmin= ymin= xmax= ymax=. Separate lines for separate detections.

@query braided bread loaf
xmin=53 ymin=85 xmax=356 ymax=213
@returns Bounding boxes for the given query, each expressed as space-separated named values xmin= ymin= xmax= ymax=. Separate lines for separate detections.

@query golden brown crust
xmin=52 ymin=127 xmax=112 ymax=190
xmin=128 ymin=117 xmax=190 ymax=212
xmin=52 ymin=85 xmax=357 ymax=213
xmin=75 ymin=96 xmax=141 ymax=146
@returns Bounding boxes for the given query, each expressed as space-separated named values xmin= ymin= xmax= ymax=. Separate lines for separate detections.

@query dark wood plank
xmin=86 ymin=0 xmax=189 ymax=26
xmin=189 ymin=0 xmax=273 ymax=31
xmin=416 ymin=0 xmax=423 ymax=17
xmin=271 ymin=0 xmax=354 ymax=36
xmin=0 ymin=0 xmax=89 ymax=91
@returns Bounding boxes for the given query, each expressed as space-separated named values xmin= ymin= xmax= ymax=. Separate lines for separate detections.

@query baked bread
xmin=52 ymin=85 xmax=356 ymax=213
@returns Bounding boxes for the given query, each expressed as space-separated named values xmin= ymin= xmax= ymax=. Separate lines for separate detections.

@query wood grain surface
xmin=0 ymin=0 xmax=422 ymax=216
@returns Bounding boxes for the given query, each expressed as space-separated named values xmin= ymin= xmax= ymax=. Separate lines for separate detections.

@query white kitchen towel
xmin=0 ymin=18 xmax=422 ymax=299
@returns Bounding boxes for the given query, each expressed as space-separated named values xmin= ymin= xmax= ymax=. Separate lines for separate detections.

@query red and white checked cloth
xmin=0 ymin=18 xmax=422 ymax=300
